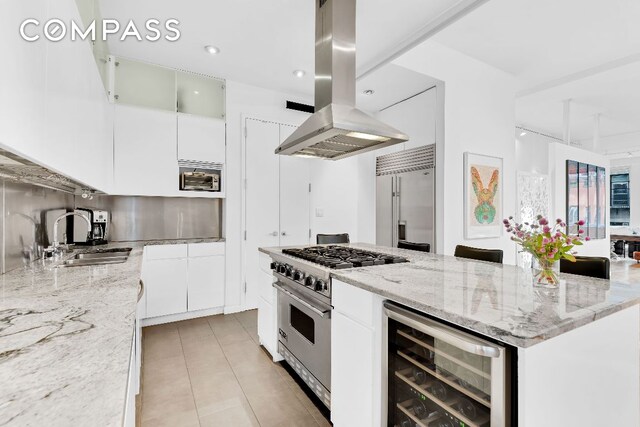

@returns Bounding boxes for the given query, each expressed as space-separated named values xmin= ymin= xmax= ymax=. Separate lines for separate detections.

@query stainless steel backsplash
xmin=2 ymin=180 xmax=75 ymax=273
xmin=77 ymin=195 xmax=222 ymax=242
xmin=0 ymin=180 xmax=222 ymax=274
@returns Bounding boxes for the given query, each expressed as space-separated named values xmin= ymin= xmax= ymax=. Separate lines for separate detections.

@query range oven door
xmin=275 ymin=279 xmax=332 ymax=404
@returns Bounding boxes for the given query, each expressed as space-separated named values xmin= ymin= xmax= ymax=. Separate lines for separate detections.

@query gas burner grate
xmin=282 ymin=245 xmax=408 ymax=269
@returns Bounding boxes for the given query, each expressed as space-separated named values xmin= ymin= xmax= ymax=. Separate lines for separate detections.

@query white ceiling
xmin=99 ymin=0 xmax=460 ymax=103
xmin=431 ymin=0 xmax=640 ymax=150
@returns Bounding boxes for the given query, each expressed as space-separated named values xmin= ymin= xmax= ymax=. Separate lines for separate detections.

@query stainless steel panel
xmin=376 ymin=175 xmax=394 ymax=247
xmin=376 ymin=144 xmax=436 ymax=176
xmin=3 ymin=180 xmax=74 ymax=273
xmin=79 ymin=195 xmax=222 ymax=241
xmin=397 ymin=169 xmax=435 ymax=247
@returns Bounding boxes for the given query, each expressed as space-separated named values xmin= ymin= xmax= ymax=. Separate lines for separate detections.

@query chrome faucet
xmin=48 ymin=212 xmax=92 ymax=256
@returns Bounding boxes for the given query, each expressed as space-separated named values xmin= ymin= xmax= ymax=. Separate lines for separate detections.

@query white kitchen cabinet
xmin=123 ymin=331 xmax=136 ymax=427
xmin=0 ymin=0 xmax=112 ymax=193
xmin=113 ymin=105 xmax=178 ymax=196
xmin=187 ymin=255 xmax=225 ymax=311
xmin=177 ymin=113 xmax=226 ymax=163
xmin=114 ymin=57 xmax=176 ymax=112
xmin=331 ymin=310 xmax=375 ymax=427
xmin=177 ymin=72 xmax=225 ymax=119
xmin=142 ymin=243 xmax=226 ymax=321
xmin=143 ymin=257 xmax=188 ymax=318
xmin=331 ymin=279 xmax=384 ymax=427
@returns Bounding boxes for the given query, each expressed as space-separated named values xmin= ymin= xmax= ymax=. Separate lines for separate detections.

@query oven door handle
xmin=273 ymin=283 xmax=331 ymax=319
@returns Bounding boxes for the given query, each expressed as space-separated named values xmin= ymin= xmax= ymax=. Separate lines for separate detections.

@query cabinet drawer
xmin=145 ymin=244 xmax=188 ymax=260
xmin=332 ymin=279 xmax=375 ymax=328
xmin=188 ymin=242 xmax=225 ymax=257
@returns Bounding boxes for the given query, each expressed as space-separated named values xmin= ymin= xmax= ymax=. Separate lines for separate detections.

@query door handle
xmin=273 ymin=283 xmax=331 ymax=318
xmin=384 ymin=302 xmax=502 ymax=358
xmin=269 ymin=231 xmax=278 ymax=236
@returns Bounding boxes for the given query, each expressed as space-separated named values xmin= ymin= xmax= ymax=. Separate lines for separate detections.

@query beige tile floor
xmin=139 ymin=310 xmax=331 ymax=427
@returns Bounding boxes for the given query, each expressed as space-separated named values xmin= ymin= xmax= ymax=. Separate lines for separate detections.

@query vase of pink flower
xmin=503 ymin=215 xmax=588 ymax=287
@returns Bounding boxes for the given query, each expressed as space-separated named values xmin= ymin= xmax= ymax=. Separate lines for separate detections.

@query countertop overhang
xmin=260 ymin=243 xmax=640 ymax=348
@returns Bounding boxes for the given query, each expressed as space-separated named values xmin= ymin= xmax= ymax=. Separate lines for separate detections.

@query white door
xmin=187 ymin=255 xmax=225 ymax=311
xmin=279 ymin=124 xmax=311 ymax=246
xmin=244 ymin=118 xmax=280 ymax=309
xmin=144 ymin=258 xmax=188 ymax=317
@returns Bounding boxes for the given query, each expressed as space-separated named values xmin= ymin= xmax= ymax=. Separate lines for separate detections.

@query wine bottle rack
xmin=398 ymin=330 xmax=491 ymax=380
xmin=395 ymin=368 xmax=491 ymax=427
xmin=397 ymin=349 xmax=491 ymax=408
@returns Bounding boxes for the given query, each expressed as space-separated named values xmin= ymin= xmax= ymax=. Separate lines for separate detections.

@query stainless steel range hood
xmin=275 ymin=0 xmax=408 ymax=160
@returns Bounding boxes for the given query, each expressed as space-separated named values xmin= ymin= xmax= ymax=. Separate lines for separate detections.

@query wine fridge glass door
xmin=384 ymin=302 xmax=508 ymax=427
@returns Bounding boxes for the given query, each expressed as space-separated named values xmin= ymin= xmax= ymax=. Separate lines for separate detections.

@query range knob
xmin=285 ymin=265 xmax=293 ymax=277
xmin=315 ymin=280 xmax=326 ymax=292
xmin=293 ymin=271 xmax=303 ymax=281
xmin=277 ymin=264 xmax=287 ymax=274
xmin=270 ymin=262 xmax=277 ymax=270
xmin=305 ymin=276 xmax=316 ymax=287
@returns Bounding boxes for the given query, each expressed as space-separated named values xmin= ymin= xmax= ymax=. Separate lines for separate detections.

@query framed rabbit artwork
xmin=464 ymin=152 xmax=503 ymax=239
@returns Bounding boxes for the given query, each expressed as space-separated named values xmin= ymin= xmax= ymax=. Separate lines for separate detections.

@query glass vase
xmin=531 ymin=256 xmax=560 ymax=287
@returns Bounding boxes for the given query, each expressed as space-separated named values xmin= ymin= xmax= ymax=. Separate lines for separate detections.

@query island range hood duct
xmin=275 ymin=0 xmax=409 ymax=160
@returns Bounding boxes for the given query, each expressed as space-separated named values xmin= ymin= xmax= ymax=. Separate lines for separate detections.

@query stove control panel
xmin=270 ymin=261 xmax=331 ymax=298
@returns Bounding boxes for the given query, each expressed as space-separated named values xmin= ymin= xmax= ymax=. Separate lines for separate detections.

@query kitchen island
xmin=259 ymin=243 xmax=640 ymax=427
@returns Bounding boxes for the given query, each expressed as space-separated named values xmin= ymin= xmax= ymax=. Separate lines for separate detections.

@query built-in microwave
xmin=178 ymin=161 xmax=223 ymax=192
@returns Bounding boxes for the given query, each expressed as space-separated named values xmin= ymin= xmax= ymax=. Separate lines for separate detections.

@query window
xmin=610 ymin=173 xmax=630 ymax=226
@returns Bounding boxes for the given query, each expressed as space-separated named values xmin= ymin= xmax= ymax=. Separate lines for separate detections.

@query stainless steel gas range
xmin=270 ymin=245 xmax=409 ymax=409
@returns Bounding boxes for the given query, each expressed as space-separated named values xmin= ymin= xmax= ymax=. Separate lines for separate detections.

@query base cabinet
xmin=123 ymin=331 xmax=136 ymax=427
xmin=142 ymin=243 xmax=226 ymax=322
xmin=143 ymin=258 xmax=188 ymax=318
xmin=187 ymin=255 xmax=225 ymax=311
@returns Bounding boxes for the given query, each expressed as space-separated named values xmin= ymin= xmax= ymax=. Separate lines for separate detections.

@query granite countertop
xmin=0 ymin=238 xmax=223 ymax=426
xmin=260 ymin=243 xmax=640 ymax=348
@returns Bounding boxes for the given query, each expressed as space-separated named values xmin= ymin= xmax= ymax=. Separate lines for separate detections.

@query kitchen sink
xmin=76 ymin=251 xmax=131 ymax=259
xmin=56 ymin=247 xmax=132 ymax=268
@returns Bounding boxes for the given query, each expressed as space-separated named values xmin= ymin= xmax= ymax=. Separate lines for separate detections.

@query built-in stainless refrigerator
xmin=376 ymin=145 xmax=435 ymax=249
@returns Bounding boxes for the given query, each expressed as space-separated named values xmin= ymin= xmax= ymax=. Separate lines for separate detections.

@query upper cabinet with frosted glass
xmin=111 ymin=58 xmax=225 ymax=119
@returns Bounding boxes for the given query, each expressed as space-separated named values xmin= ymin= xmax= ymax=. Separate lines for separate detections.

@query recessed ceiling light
xmin=363 ymin=89 xmax=375 ymax=95
xmin=293 ymin=69 xmax=306 ymax=78
xmin=204 ymin=45 xmax=220 ymax=55
xmin=520 ymin=131 xmax=527 ymax=136
xmin=193 ymin=90 xmax=200 ymax=95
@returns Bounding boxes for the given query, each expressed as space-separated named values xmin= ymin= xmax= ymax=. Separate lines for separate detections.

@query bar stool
xmin=316 ymin=233 xmax=350 ymax=245
xmin=559 ymin=256 xmax=610 ymax=280
xmin=454 ymin=245 xmax=503 ymax=264
xmin=398 ymin=241 xmax=430 ymax=253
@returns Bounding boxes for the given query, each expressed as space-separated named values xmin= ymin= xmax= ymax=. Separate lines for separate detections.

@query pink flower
xmin=585 ymin=236 xmax=591 ymax=241
xmin=556 ymin=218 xmax=562 ymax=223
xmin=543 ymin=226 xmax=551 ymax=233
xmin=542 ymin=237 xmax=550 ymax=244
xmin=577 ymin=220 xmax=585 ymax=226
xmin=547 ymin=253 xmax=555 ymax=259
xmin=555 ymin=232 xmax=562 ymax=238
xmin=538 ymin=248 xmax=546 ymax=253
xmin=578 ymin=229 xmax=585 ymax=234
xmin=566 ymin=238 xmax=572 ymax=245
xmin=539 ymin=218 xmax=549 ymax=225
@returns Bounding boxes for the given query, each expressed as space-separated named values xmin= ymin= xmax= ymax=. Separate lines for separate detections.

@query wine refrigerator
xmin=384 ymin=302 xmax=510 ymax=427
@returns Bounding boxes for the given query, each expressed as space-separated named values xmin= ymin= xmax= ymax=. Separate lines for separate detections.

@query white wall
xmin=393 ymin=41 xmax=518 ymax=264
xmin=516 ymin=133 xmax=551 ymax=175
xmin=548 ymin=143 xmax=610 ymax=257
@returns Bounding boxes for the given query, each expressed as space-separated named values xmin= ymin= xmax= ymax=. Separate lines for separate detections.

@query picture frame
xmin=464 ymin=152 xmax=504 ymax=239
